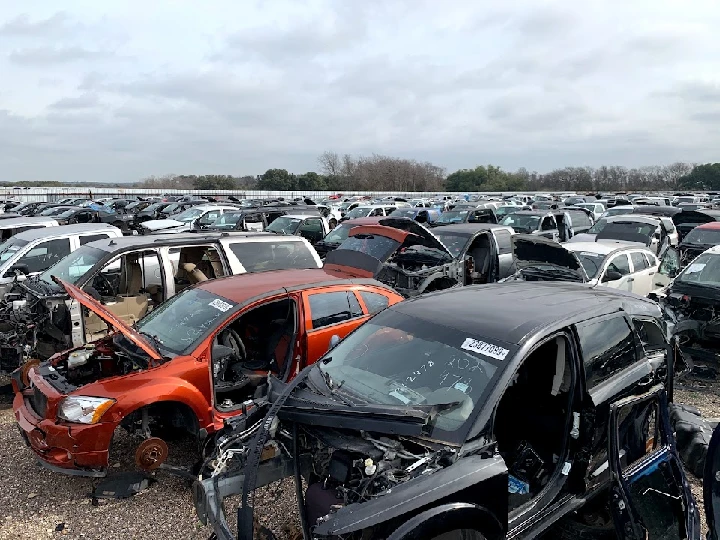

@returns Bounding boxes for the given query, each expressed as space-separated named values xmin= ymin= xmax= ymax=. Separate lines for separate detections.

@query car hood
xmin=140 ymin=219 xmax=186 ymax=231
xmin=52 ymin=276 xmax=162 ymax=362
xmin=672 ymin=210 xmax=719 ymax=227
xmin=512 ymin=234 xmax=588 ymax=281
xmin=375 ymin=218 xmax=453 ymax=256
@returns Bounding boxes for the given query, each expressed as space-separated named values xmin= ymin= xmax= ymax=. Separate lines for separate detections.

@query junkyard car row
xmin=6 ymin=191 xmax=720 ymax=539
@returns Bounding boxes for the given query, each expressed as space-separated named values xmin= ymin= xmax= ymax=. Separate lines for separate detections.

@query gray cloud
xmin=8 ymin=46 xmax=110 ymax=65
xmin=48 ymin=93 xmax=100 ymax=110
xmin=0 ymin=12 xmax=69 ymax=36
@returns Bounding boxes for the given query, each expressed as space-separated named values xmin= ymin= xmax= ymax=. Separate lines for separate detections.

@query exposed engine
xmin=376 ymin=248 xmax=457 ymax=296
xmin=663 ymin=292 xmax=720 ymax=347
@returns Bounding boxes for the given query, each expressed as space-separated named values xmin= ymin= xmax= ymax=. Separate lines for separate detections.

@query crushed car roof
xmin=197 ymin=268 xmax=387 ymax=304
xmin=390 ymin=281 xmax=658 ymax=346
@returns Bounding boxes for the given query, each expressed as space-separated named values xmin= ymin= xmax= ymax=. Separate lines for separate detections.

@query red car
xmin=12 ymin=269 xmax=402 ymax=476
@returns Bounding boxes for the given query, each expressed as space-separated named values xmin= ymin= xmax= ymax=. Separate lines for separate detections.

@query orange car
xmin=12 ymin=269 xmax=402 ymax=477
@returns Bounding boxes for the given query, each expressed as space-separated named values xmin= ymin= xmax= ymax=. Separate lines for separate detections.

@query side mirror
xmin=328 ymin=334 xmax=341 ymax=352
xmin=9 ymin=263 xmax=30 ymax=276
xmin=602 ymin=269 xmax=623 ymax=282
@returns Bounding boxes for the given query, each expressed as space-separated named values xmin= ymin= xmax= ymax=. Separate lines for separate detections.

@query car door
xmin=599 ymin=253 xmax=634 ymax=291
xmin=302 ymin=288 xmax=371 ymax=363
xmin=539 ymin=215 xmax=559 ymax=241
xmin=653 ymin=246 xmax=680 ymax=290
xmin=627 ymin=251 xmax=655 ymax=296
xmin=608 ymin=386 xmax=698 ymax=539
xmin=297 ymin=217 xmax=324 ymax=244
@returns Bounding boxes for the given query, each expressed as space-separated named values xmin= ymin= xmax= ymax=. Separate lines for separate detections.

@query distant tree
xmin=297 ymin=172 xmax=326 ymax=191
xmin=678 ymin=163 xmax=720 ymax=190
xmin=257 ymin=168 xmax=292 ymax=190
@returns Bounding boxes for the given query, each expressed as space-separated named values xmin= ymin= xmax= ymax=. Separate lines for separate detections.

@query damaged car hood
xmin=324 ymin=220 xmax=453 ymax=278
xmin=512 ymin=234 xmax=588 ymax=282
xmin=52 ymin=277 xmax=162 ymax=362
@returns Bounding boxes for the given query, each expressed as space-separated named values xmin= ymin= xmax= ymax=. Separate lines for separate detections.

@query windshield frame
xmin=0 ymin=237 xmax=29 ymax=264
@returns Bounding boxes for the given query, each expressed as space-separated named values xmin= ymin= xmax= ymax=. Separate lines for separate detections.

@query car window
xmin=608 ymin=253 xmax=631 ymax=276
xmin=15 ymin=238 xmax=71 ymax=274
xmin=348 ymin=292 xmax=363 ymax=317
xmin=359 ymin=290 xmax=390 ymax=315
xmin=309 ymin=291 xmax=359 ymax=329
xmin=658 ymin=248 xmax=680 ymax=277
xmin=630 ymin=251 xmax=649 ymax=271
xmin=541 ymin=217 xmax=555 ymax=231
xmin=632 ymin=319 xmax=667 ymax=353
xmin=643 ymin=252 xmax=657 ymax=268
xmin=229 ymin=241 xmax=318 ymax=272
xmin=79 ymin=233 xmax=111 ymax=245
xmin=493 ymin=230 xmax=512 ymax=255
xmin=568 ymin=211 xmax=591 ymax=228
xmin=577 ymin=316 xmax=637 ymax=388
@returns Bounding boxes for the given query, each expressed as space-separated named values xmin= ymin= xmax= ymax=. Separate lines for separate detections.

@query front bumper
xmin=13 ymin=391 xmax=114 ymax=477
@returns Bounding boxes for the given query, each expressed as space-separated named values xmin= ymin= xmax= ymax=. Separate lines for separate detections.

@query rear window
xmin=229 ymin=241 xmax=319 ymax=272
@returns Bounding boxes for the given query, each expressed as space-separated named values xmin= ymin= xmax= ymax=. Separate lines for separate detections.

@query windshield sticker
xmin=208 ymin=298 xmax=233 ymax=312
xmin=461 ymin=337 xmax=509 ymax=361
xmin=687 ymin=262 xmax=706 ymax=273
xmin=389 ymin=389 xmax=412 ymax=404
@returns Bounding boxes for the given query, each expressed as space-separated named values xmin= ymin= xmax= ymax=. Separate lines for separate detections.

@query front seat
xmin=470 ymin=246 xmax=491 ymax=283
xmin=181 ymin=262 xmax=209 ymax=283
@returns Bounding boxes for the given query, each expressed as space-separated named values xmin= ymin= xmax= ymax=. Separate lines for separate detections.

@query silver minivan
xmin=0 ymin=223 xmax=123 ymax=297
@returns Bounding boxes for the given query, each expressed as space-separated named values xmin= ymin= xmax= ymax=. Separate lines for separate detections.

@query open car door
xmin=704 ymin=422 xmax=720 ymax=539
xmin=608 ymin=385 xmax=699 ymax=539
xmin=654 ymin=246 xmax=680 ymax=290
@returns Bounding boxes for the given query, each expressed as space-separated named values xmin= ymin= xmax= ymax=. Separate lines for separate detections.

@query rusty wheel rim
xmin=20 ymin=359 xmax=40 ymax=387
xmin=135 ymin=437 xmax=169 ymax=471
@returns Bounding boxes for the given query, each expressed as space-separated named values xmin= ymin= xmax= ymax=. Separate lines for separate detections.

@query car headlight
xmin=58 ymin=396 xmax=116 ymax=424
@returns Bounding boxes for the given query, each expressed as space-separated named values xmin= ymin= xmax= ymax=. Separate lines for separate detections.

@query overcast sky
xmin=1 ymin=1 xmax=719 ymax=183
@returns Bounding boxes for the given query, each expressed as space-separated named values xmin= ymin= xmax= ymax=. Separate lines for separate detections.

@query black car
xmin=194 ymin=282 xmax=697 ymax=540
xmin=53 ymin=206 xmax=134 ymax=232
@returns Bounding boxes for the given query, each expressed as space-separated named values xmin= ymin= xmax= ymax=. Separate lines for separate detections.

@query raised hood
xmin=140 ymin=219 xmax=185 ymax=232
xmin=512 ymin=234 xmax=588 ymax=281
xmin=323 ymin=220 xmax=452 ymax=278
xmin=52 ymin=276 xmax=162 ymax=362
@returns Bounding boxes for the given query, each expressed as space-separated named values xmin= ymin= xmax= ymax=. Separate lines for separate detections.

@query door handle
xmin=648 ymin=271 xmax=655 ymax=275
xmin=627 ymin=277 xmax=634 ymax=282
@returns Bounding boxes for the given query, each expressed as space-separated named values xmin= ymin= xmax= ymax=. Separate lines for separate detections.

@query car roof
xmin=606 ymin=215 xmax=659 ymax=224
xmin=13 ymin=223 xmax=118 ymax=241
xmin=563 ymin=242 xmax=641 ymax=256
xmin=389 ymin=281 xmax=657 ymax=346
xmin=84 ymin=231 xmax=294 ymax=252
xmin=0 ymin=216 xmax=57 ymax=227
xmin=337 ymin=217 xmax=382 ymax=226
xmin=512 ymin=210 xmax=547 ymax=216
xmin=706 ymin=245 xmax=720 ymax=255
xmin=197 ymin=268 xmax=386 ymax=304
xmin=696 ymin=222 xmax=720 ymax=230
xmin=431 ymin=223 xmax=511 ymax=236
xmin=278 ymin=214 xmax=321 ymax=219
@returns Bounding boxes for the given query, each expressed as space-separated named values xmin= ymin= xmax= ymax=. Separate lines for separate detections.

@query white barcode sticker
xmin=461 ymin=338 xmax=509 ymax=361
xmin=209 ymin=299 xmax=233 ymax=312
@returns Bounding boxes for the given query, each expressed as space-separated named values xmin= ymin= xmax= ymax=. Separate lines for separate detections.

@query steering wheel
xmin=219 ymin=327 xmax=246 ymax=361
xmin=93 ymin=272 xmax=115 ymax=297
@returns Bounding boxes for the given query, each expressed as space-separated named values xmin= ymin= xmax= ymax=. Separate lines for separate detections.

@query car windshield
xmin=344 ymin=207 xmax=372 ymax=219
xmin=573 ymin=251 xmax=606 ymax=279
xmin=56 ymin=209 xmax=78 ymax=219
xmin=437 ymin=211 xmax=468 ymax=224
xmin=135 ymin=287 xmax=238 ymax=355
xmin=322 ymin=223 xmax=353 ymax=244
xmin=495 ymin=206 xmax=518 ymax=218
xmin=266 ymin=216 xmax=302 ymax=234
xmin=599 ymin=222 xmax=656 ymax=242
xmin=38 ymin=207 xmax=66 ymax=216
xmin=0 ymin=237 xmax=28 ymax=263
xmin=676 ymin=253 xmax=720 ymax=288
xmin=432 ymin=232 xmax=468 ymax=258
xmin=173 ymin=207 xmax=205 ymax=223
xmin=500 ymin=214 xmax=540 ymax=233
xmin=602 ymin=207 xmax=633 ymax=218
xmin=587 ymin=218 xmax=609 ymax=234
xmin=142 ymin=202 xmax=163 ymax=212
xmin=39 ymin=246 xmax=106 ymax=285
xmin=162 ymin=203 xmax=180 ymax=214
xmin=389 ymin=209 xmax=416 ymax=218
xmin=684 ymin=228 xmax=720 ymax=245
xmin=339 ymin=234 xmax=401 ymax=260
xmin=317 ymin=310 xmax=505 ymax=442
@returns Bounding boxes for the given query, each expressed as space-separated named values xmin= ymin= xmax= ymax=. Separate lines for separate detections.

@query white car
xmin=508 ymin=235 xmax=660 ymax=296
xmin=573 ymin=202 xmax=605 ymax=221
xmin=140 ymin=204 xmax=241 ymax=234
xmin=568 ymin=214 xmax=678 ymax=255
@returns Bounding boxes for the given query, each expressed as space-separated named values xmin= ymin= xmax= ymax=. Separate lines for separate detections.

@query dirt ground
xmin=1 ymin=377 xmax=718 ymax=540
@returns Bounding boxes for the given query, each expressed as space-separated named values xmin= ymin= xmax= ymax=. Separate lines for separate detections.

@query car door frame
xmin=607 ymin=385 xmax=698 ymax=539
xmin=598 ymin=252 xmax=634 ymax=291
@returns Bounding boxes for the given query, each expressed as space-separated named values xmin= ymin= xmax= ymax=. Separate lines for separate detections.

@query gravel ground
xmin=1 ymin=375 xmax=719 ymax=540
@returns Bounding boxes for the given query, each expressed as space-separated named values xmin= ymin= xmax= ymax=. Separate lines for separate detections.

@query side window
xmin=309 ymin=291 xmax=355 ymax=329
xmin=493 ymin=230 xmax=512 ymax=255
xmin=630 ymin=252 xmax=649 ymax=271
xmin=359 ymin=290 xmax=390 ymax=315
xmin=577 ymin=316 xmax=637 ymax=387
xmin=15 ymin=238 xmax=71 ymax=274
xmin=245 ymin=213 xmax=263 ymax=224
xmin=541 ymin=217 xmax=555 ymax=231
xmin=659 ymin=249 xmax=680 ymax=277
xmin=79 ymin=233 xmax=111 ymax=246
xmin=608 ymin=253 xmax=631 ymax=275
xmin=371 ymin=208 xmax=384 ymax=217
xmin=632 ymin=318 xmax=667 ymax=353
xmin=643 ymin=252 xmax=657 ymax=268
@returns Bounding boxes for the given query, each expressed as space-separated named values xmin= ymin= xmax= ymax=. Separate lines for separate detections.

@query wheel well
xmin=123 ymin=401 xmax=200 ymax=437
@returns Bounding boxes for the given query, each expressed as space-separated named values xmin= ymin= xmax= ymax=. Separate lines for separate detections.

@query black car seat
xmin=470 ymin=243 xmax=491 ymax=283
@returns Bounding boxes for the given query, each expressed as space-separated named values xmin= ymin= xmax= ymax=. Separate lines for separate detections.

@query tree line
xmin=129 ymin=156 xmax=720 ymax=193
